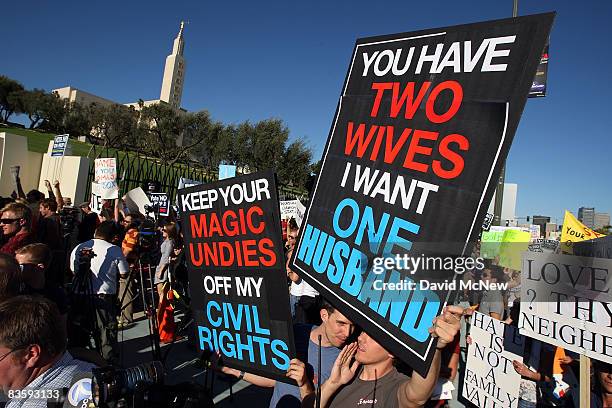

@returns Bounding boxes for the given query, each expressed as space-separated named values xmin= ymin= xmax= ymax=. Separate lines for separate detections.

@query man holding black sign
xmin=215 ymin=299 xmax=355 ymax=408
xmin=303 ymin=305 xmax=464 ymax=408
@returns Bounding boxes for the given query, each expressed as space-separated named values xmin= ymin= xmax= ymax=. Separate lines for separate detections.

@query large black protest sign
xmin=291 ymin=13 xmax=554 ymax=375
xmin=178 ymin=171 xmax=295 ymax=383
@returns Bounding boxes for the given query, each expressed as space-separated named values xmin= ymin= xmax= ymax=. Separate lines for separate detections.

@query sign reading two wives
xmin=291 ymin=14 xmax=554 ymax=374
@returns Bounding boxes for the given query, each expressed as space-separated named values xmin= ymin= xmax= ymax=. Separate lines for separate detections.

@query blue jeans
xmin=290 ymin=294 xmax=299 ymax=318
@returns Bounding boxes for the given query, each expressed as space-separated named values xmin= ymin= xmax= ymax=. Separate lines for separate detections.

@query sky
xmin=2 ymin=0 xmax=610 ymax=224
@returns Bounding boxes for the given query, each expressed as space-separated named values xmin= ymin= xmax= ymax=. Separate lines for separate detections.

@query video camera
xmin=52 ymin=361 xmax=213 ymax=408
xmin=59 ymin=206 xmax=82 ymax=235
xmin=137 ymin=219 xmax=159 ymax=259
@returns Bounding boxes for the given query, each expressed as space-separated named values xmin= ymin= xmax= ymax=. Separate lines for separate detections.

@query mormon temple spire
xmin=160 ymin=21 xmax=186 ymax=108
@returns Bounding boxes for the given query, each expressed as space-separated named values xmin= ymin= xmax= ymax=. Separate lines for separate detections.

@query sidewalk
xmin=117 ymin=311 xmax=273 ymax=407
xmin=119 ymin=305 xmax=472 ymax=407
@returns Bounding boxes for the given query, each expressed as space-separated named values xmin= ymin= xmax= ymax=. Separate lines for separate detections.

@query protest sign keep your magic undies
xmin=291 ymin=13 xmax=554 ymax=375
xmin=178 ymin=170 xmax=296 ymax=383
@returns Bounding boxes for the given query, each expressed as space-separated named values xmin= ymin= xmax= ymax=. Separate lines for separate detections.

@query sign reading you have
xmin=291 ymin=13 xmax=554 ymax=375
xmin=178 ymin=171 xmax=296 ymax=383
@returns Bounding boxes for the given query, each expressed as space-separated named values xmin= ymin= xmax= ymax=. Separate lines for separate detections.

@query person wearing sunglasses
xmin=0 ymin=202 xmax=34 ymax=257
xmin=0 ymin=296 xmax=95 ymax=407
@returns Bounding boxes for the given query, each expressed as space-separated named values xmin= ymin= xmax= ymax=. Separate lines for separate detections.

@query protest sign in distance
xmin=291 ymin=13 xmax=554 ymax=375
xmin=519 ymin=252 xmax=612 ymax=364
xmin=176 ymin=177 xmax=203 ymax=206
xmin=463 ymin=311 xmax=524 ymax=408
xmin=219 ymin=164 xmax=237 ymax=180
xmin=280 ymin=199 xmax=306 ymax=227
xmin=148 ymin=192 xmax=169 ymax=216
xmin=51 ymin=134 xmax=69 ymax=157
xmin=178 ymin=170 xmax=296 ymax=383
xmin=528 ymin=238 xmax=560 ymax=254
xmin=528 ymin=224 xmax=541 ymax=240
xmin=94 ymin=158 xmax=119 ymax=199
xmin=498 ymin=229 xmax=531 ymax=271
xmin=481 ymin=212 xmax=494 ymax=231
xmin=124 ymin=187 xmax=152 ymax=216
xmin=574 ymin=235 xmax=612 ymax=259
xmin=481 ymin=227 xmax=510 ymax=259
xmin=529 ymin=43 xmax=549 ymax=98
xmin=90 ymin=182 xmax=103 ymax=214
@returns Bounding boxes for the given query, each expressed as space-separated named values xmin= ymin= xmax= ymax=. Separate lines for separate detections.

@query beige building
xmin=594 ymin=212 xmax=611 ymax=229
xmin=160 ymin=21 xmax=186 ymax=108
xmin=53 ymin=86 xmax=116 ymax=107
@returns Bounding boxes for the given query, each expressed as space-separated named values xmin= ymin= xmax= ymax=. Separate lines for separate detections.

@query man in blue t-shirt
xmin=216 ymin=301 xmax=355 ymax=408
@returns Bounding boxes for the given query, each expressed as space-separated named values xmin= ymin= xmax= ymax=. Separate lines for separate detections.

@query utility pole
xmin=493 ymin=0 xmax=518 ymax=226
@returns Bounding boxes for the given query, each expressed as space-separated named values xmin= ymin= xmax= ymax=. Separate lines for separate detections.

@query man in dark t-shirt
xmin=303 ymin=305 xmax=465 ymax=408
xmin=14 ymin=243 xmax=69 ymax=320
xmin=77 ymin=202 xmax=99 ymax=243
xmin=215 ymin=302 xmax=355 ymax=408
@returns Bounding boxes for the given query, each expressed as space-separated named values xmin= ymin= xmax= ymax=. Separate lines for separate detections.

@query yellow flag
xmin=560 ymin=210 xmax=604 ymax=253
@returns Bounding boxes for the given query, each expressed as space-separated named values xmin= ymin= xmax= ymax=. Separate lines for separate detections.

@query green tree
xmin=310 ymin=159 xmax=322 ymax=177
xmin=0 ymin=75 xmax=24 ymax=123
xmin=214 ymin=124 xmax=240 ymax=166
xmin=233 ymin=121 xmax=255 ymax=171
xmin=183 ymin=110 xmax=224 ymax=168
xmin=277 ymin=139 xmax=312 ymax=188
xmin=61 ymin=101 xmax=93 ymax=137
xmin=89 ymin=103 xmax=137 ymax=148
xmin=250 ymin=118 xmax=289 ymax=171
xmin=136 ymin=102 xmax=211 ymax=165
xmin=11 ymin=89 xmax=63 ymax=129
xmin=43 ymin=95 xmax=72 ymax=133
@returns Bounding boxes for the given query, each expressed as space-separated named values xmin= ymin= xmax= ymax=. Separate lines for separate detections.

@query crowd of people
xmin=0 ymin=176 xmax=186 ymax=407
xmin=0 ymin=175 xmax=610 ymax=408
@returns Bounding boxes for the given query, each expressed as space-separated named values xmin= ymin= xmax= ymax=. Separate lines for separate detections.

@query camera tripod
xmin=68 ymin=249 xmax=104 ymax=358
xmin=117 ymin=225 xmax=163 ymax=363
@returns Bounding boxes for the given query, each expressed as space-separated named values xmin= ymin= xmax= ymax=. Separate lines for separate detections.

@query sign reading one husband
xmin=291 ymin=13 xmax=554 ymax=375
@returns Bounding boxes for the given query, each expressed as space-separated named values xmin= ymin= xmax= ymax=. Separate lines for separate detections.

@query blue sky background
xmin=2 ymin=0 xmax=610 ymax=224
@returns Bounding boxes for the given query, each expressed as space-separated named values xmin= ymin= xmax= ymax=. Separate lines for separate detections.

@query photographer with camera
xmin=0 ymin=295 xmax=95 ymax=408
xmin=69 ymin=221 xmax=129 ymax=365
